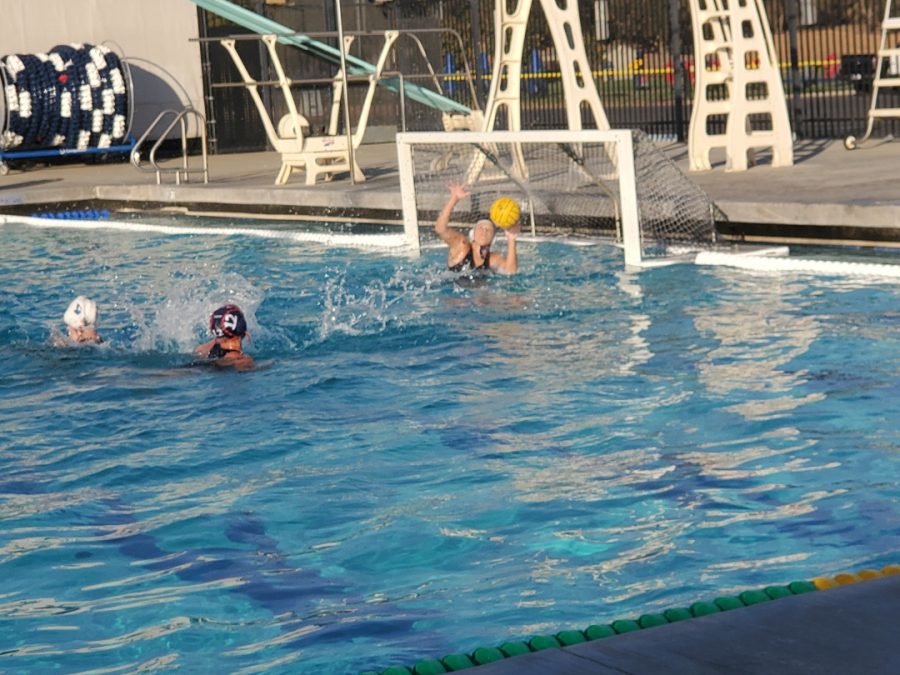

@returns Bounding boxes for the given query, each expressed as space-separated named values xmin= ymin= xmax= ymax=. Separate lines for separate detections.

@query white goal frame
xmin=396 ymin=129 xmax=642 ymax=266
xmin=396 ymin=129 xmax=900 ymax=280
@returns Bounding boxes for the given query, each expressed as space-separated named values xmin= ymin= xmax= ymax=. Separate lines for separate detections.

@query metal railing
xmin=131 ymin=107 xmax=209 ymax=185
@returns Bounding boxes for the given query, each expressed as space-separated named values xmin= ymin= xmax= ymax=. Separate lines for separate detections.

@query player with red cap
xmin=194 ymin=304 xmax=254 ymax=370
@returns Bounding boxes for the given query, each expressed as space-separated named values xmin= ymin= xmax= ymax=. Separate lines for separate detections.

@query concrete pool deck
xmin=2 ymin=135 xmax=900 ymax=246
xmin=465 ymin=574 xmax=900 ymax=674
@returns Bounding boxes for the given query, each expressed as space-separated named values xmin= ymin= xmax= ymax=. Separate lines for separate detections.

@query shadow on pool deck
xmin=2 ymin=136 xmax=900 ymax=245
xmin=467 ymin=574 xmax=900 ymax=674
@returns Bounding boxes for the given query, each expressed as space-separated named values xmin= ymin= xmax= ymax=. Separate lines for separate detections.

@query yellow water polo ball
xmin=489 ymin=197 xmax=521 ymax=229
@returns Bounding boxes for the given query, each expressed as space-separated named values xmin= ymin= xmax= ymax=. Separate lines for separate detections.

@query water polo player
xmin=194 ymin=304 xmax=254 ymax=370
xmin=58 ymin=295 xmax=103 ymax=345
xmin=434 ymin=183 xmax=519 ymax=275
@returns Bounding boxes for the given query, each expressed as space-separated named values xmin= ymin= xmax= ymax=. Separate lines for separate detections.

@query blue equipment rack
xmin=0 ymin=135 xmax=136 ymax=175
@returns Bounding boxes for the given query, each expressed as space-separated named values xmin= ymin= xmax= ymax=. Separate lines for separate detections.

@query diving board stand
xmin=220 ymin=33 xmax=398 ymax=185
xmin=190 ymin=0 xmax=473 ymax=119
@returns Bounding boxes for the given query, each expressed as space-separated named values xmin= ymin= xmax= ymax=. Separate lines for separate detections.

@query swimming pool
xmin=2 ymin=218 xmax=899 ymax=673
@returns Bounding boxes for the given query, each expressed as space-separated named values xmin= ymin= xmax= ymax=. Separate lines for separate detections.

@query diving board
xmin=189 ymin=0 xmax=472 ymax=116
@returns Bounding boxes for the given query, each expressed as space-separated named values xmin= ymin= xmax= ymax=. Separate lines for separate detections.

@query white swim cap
xmin=64 ymin=296 xmax=97 ymax=328
xmin=470 ymin=219 xmax=496 ymax=243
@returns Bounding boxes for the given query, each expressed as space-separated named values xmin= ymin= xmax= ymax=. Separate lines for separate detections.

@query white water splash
xmin=129 ymin=272 xmax=264 ymax=354
xmin=316 ymin=265 xmax=444 ymax=341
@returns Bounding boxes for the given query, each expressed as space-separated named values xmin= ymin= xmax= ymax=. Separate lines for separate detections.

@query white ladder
xmin=844 ymin=0 xmax=900 ymax=150
xmin=687 ymin=0 xmax=794 ymax=172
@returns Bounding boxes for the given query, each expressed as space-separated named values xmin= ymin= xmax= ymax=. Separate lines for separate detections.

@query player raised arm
xmin=489 ymin=223 xmax=519 ymax=274
xmin=435 ymin=183 xmax=470 ymax=246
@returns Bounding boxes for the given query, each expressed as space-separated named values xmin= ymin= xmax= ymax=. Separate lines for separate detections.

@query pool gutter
xmin=2 ymin=139 xmax=900 ymax=247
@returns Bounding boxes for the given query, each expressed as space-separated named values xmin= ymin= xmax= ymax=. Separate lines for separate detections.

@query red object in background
xmin=58 ymin=73 xmax=68 ymax=84
xmin=824 ymin=53 xmax=838 ymax=80
xmin=665 ymin=57 xmax=696 ymax=87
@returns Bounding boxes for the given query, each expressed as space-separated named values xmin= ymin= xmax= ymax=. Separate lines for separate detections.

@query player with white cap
xmin=61 ymin=296 xmax=103 ymax=344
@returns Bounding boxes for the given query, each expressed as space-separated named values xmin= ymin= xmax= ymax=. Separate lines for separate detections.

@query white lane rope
xmin=1 ymin=214 xmax=410 ymax=250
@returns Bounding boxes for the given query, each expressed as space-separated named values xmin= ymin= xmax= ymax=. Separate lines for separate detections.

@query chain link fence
xmin=198 ymin=0 xmax=897 ymax=152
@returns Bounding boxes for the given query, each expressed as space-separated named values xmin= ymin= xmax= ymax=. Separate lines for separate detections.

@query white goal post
xmin=396 ymin=129 xmax=900 ymax=280
xmin=397 ymin=129 xmax=640 ymax=264
xmin=395 ymin=128 xmax=728 ymax=269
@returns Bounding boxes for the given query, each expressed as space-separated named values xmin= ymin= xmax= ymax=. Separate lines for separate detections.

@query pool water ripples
xmin=1 ymin=222 xmax=899 ymax=672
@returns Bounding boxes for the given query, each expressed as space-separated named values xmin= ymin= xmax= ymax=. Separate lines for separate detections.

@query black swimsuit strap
xmin=208 ymin=342 xmax=239 ymax=359
xmin=449 ymin=242 xmax=490 ymax=272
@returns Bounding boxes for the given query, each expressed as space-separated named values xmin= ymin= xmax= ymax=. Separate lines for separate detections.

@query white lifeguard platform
xmin=845 ymin=0 xmax=900 ymax=150
xmin=687 ymin=0 xmax=794 ymax=172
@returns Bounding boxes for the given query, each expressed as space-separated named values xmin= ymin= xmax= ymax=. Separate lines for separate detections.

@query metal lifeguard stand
xmin=459 ymin=0 xmax=611 ymax=194
xmin=687 ymin=0 xmax=794 ymax=172
xmin=478 ymin=0 xmax=609 ymax=134
xmin=844 ymin=0 xmax=900 ymax=150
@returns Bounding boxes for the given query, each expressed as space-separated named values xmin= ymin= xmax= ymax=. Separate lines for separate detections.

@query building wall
xmin=0 ymin=0 xmax=204 ymax=138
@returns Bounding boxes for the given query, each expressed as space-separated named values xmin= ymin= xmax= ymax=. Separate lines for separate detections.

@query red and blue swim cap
xmin=210 ymin=304 xmax=247 ymax=338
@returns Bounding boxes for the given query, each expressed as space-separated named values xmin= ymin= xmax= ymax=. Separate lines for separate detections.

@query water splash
xmin=316 ymin=265 xmax=444 ymax=341
xmin=129 ymin=272 xmax=263 ymax=354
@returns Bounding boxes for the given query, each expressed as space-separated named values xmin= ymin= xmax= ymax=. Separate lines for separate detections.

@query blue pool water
xmin=2 ymin=220 xmax=899 ymax=673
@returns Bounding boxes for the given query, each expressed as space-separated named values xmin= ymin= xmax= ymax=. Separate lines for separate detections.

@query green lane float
xmin=369 ymin=564 xmax=898 ymax=675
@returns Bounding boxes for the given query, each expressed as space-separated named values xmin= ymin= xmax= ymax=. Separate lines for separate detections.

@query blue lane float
xmin=31 ymin=208 xmax=111 ymax=220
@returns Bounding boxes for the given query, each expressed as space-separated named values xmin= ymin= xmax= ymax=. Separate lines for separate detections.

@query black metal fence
xmin=199 ymin=0 xmax=900 ymax=152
